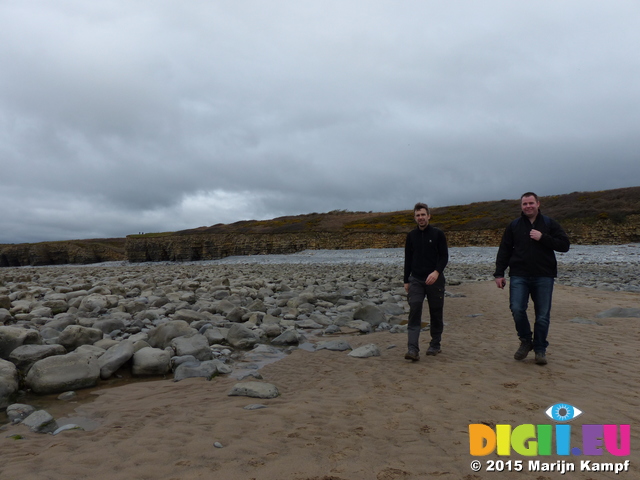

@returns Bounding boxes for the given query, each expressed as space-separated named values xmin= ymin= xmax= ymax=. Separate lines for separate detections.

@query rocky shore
xmin=1 ymin=248 xmax=639 ymax=433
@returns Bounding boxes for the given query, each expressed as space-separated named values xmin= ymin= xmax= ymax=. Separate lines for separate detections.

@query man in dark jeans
xmin=494 ymin=192 xmax=570 ymax=365
xmin=403 ymin=202 xmax=449 ymax=361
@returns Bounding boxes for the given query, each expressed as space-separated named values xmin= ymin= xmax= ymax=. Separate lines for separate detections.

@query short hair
xmin=414 ymin=202 xmax=430 ymax=214
xmin=520 ymin=192 xmax=539 ymax=201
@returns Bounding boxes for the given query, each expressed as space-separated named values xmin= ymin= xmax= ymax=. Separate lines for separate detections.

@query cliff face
xmin=125 ymin=216 xmax=640 ymax=263
xmin=2 ymin=216 xmax=639 ymax=267
xmin=0 ymin=239 xmax=126 ymax=267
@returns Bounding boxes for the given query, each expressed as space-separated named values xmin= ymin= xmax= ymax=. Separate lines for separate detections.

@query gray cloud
xmin=2 ymin=0 xmax=640 ymax=243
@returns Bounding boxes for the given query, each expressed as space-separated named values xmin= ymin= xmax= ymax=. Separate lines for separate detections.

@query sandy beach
xmin=1 ymin=279 xmax=638 ymax=480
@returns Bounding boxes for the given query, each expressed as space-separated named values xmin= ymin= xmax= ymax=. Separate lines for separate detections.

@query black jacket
xmin=494 ymin=211 xmax=570 ymax=278
xmin=404 ymin=225 xmax=448 ymax=283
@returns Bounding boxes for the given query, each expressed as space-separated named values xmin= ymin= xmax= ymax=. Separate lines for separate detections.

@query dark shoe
xmin=404 ymin=350 xmax=420 ymax=361
xmin=426 ymin=345 xmax=441 ymax=356
xmin=535 ymin=352 xmax=547 ymax=365
xmin=514 ymin=340 xmax=533 ymax=360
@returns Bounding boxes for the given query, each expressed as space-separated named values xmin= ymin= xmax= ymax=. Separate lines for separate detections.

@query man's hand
xmin=530 ymin=229 xmax=542 ymax=241
xmin=426 ymin=271 xmax=439 ymax=285
xmin=404 ymin=283 xmax=409 ymax=293
xmin=495 ymin=277 xmax=506 ymax=289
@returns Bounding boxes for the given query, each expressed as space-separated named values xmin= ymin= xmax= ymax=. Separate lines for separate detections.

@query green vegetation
xmin=167 ymin=186 xmax=640 ymax=235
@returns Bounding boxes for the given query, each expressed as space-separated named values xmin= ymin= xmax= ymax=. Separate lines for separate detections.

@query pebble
xmin=0 ymin=246 xmax=637 ymax=413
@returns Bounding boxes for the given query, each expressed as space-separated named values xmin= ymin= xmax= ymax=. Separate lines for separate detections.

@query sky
xmin=1 ymin=1 xmax=640 ymax=244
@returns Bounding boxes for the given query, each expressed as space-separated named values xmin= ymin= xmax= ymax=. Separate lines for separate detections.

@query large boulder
xmin=173 ymin=360 xmax=222 ymax=382
xmin=8 ymin=344 xmax=66 ymax=375
xmin=44 ymin=313 xmax=77 ymax=332
xmin=0 ymin=358 xmax=19 ymax=410
xmin=147 ymin=321 xmax=196 ymax=349
xmin=92 ymin=317 xmax=126 ymax=335
xmin=170 ymin=334 xmax=212 ymax=361
xmin=57 ymin=325 xmax=103 ymax=352
xmin=271 ymin=329 xmax=304 ymax=346
xmin=25 ymin=352 xmax=101 ymax=394
xmin=226 ymin=324 xmax=260 ymax=349
xmin=353 ymin=305 xmax=386 ymax=327
xmin=132 ymin=347 xmax=171 ymax=376
xmin=0 ymin=326 xmax=43 ymax=359
xmin=98 ymin=340 xmax=135 ymax=379
xmin=78 ymin=294 xmax=118 ymax=313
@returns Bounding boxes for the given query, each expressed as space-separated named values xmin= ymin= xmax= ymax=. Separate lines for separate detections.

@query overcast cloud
xmin=2 ymin=1 xmax=639 ymax=244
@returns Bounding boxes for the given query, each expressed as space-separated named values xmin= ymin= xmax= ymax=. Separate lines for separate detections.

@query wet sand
xmin=1 ymin=281 xmax=639 ymax=479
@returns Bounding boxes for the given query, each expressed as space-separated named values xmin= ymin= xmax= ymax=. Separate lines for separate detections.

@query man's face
xmin=414 ymin=208 xmax=430 ymax=229
xmin=521 ymin=195 xmax=540 ymax=219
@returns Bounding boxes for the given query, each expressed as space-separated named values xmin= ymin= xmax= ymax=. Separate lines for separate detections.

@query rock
xmin=57 ymin=325 xmax=103 ymax=352
xmin=353 ymin=305 xmax=386 ymax=327
xmin=25 ymin=352 xmax=101 ymax=394
xmin=243 ymin=404 xmax=267 ymax=410
xmin=595 ymin=307 xmax=640 ymax=318
xmin=316 ymin=340 xmax=352 ymax=351
xmin=348 ymin=343 xmax=381 ymax=358
xmin=0 ymin=358 xmax=19 ymax=409
xmin=295 ymin=319 xmax=324 ymax=329
xmin=270 ymin=329 xmax=304 ymax=346
xmin=172 ymin=309 xmax=208 ymax=324
xmin=22 ymin=410 xmax=58 ymax=433
xmin=8 ymin=344 xmax=66 ymax=375
xmin=169 ymin=355 xmax=197 ymax=372
xmin=132 ymin=347 xmax=171 ymax=376
xmin=203 ymin=327 xmax=228 ymax=344
xmin=173 ymin=360 xmax=222 ymax=381
xmin=6 ymin=403 xmax=36 ymax=422
xmin=170 ymin=333 xmax=212 ymax=361
xmin=53 ymin=424 xmax=84 ymax=435
xmin=98 ymin=339 xmax=135 ymax=379
xmin=226 ymin=323 xmax=260 ymax=349
xmin=147 ymin=321 xmax=197 ymax=349
xmin=323 ymin=325 xmax=341 ymax=335
xmin=44 ymin=313 xmax=77 ymax=332
xmin=345 ymin=319 xmax=373 ymax=334
xmin=78 ymin=294 xmax=110 ymax=313
xmin=0 ymin=326 xmax=43 ymax=360
xmin=228 ymin=381 xmax=279 ymax=399
xmin=259 ymin=323 xmax=282 ymax=338
xmin=92 ymin=317 xmax=126 ymax=335
xmin=0 ymin=308 xmax=13 ymax=324
xmin=57 ymin=391 xmax=77 ymax=401
xmin=0 ymin=295 xmax=11 ymax=310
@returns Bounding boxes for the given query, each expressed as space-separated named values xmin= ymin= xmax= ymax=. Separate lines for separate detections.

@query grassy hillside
xmin=159 ymin=186 xmax=640 ymax=236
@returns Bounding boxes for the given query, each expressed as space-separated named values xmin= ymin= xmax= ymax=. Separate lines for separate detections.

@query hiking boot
xmin=535 ymin=352 xmax=548 ymax=365
xmin=404 ymin=350 xmax=420 ymax=361
xmin=514 ymin=340 xmax=533 ymax=361
xmin=426 ymin=345 xmax=441 ymax=356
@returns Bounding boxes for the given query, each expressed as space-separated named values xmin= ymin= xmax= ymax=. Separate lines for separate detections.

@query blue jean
xmin=509 ymin=276 xmax=554 ymax=353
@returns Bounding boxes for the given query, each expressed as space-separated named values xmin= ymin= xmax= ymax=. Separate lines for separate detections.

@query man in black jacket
xmin=494 ymin=192 xmax=570 ymax=365
xmin=403 ymin=202 xmax=449 ymax=361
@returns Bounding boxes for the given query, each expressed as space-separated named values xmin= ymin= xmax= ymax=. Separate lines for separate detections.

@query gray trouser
xmin=407 ymin=275 xmax=445 ymax=353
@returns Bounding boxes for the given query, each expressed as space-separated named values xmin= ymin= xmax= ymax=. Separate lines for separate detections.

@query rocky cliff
xmin=125 ymin=216 xmax=640 ymax=263
xmin=3 ymin=218 xmax=639 ymax=267
xmin=0 ymin=239 xmax=126 ymax=267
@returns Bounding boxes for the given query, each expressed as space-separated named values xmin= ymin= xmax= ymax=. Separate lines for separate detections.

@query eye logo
xmin=545 ymin=403 xmax=583 ymax=422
